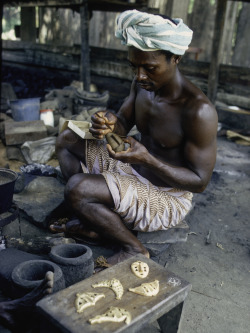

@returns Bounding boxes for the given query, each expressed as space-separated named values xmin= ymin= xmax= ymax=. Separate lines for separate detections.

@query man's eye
xmin=146 ymin=67 xmax=155 ymax=72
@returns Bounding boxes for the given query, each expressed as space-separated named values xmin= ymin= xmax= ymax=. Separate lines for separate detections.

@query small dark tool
xmin=106 ymin=133 xmax=125 ymax=152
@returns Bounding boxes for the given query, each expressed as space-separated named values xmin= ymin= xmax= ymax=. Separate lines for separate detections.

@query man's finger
xmin=104 ymin=114 xmax=116 ymax=125
xmin=106 ymin=145 xmax=114 ymax=157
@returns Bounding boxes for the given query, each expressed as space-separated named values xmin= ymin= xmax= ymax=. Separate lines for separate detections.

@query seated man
xmin=50 ymin=10 xmax=218 ymax=266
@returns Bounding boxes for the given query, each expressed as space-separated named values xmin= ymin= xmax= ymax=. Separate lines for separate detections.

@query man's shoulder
xmin=182 ymin=80 xmax=216 ymax=120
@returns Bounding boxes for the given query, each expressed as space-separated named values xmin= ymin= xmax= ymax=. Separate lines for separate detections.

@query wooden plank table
xmin=37 ymin=254 xmax=191 ymax=333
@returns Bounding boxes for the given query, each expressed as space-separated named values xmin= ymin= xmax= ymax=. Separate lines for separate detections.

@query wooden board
xmin=37 ymin=254 xmax=191 ymax=333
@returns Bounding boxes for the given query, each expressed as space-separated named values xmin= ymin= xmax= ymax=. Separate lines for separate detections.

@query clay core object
xmin=131 ymin=261 xmax=149 ymax=278
xmin=92 ymin=278 xmax=124 ymax=300
xmin=75 ymin=292 xmax=105 ymax=313
xmin=89 ymin=306 xmax=131 ymax=325
xmin=106 ymin=133 xmax=125 ymax=152
xmin=129 ymin=280 xmax=159 ymax=296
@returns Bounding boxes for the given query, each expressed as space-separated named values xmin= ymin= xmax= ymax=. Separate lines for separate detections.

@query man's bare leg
xmin=50 ymin=219 xmax=101 ymax=241
xmin=55 ymin=129 xmax=149 ymax=264
xmin=56 ymin=128 xmax=86 ymax=181
xmin=52 ymin=129 xmax=103 ymax=241
xmin=0 ymin=271 xmax=54 ymax=331
xmin=53 ymin=173 xmax=149 ymax=265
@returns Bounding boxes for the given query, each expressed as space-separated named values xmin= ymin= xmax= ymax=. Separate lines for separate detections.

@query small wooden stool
xmin=37 ymin=254 xmax=191 ymax=333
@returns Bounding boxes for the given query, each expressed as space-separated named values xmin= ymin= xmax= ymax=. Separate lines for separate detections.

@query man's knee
xmin=56 ymin=129 xmax=79 ymax=152
xmin=64 ymin=174 xmax=90 ymax=205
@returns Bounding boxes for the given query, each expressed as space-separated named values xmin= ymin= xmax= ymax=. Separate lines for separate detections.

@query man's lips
xmin=137 ymin=82 xmax=153 ymax=89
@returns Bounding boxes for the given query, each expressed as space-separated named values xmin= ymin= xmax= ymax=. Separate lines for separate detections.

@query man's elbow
xmin=194 ymin=184 xmax=207 ymax=193
xmin=193 ymin=176 xmax=211 ymax=193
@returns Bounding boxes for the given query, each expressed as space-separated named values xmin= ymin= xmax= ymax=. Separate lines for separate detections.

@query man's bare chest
xmin=135 ymin=92 xmax=183 ymax=149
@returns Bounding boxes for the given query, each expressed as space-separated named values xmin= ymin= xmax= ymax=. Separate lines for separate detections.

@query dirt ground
xmin=157 ymin=135 xmax=250 ymax=333
xmin=0 ymin=134 xmax=249 ymax=333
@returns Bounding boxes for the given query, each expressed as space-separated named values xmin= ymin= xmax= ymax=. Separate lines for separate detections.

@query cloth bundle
xmin=115 ymin=9 xmax=193 ymax=55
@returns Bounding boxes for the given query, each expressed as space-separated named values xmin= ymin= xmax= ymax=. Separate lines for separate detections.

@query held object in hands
xmin=106 ymin=133 xmax=125 ymax=152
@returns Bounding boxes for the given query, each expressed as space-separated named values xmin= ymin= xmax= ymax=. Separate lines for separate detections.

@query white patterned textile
xmin=115 ymin=10 xmax=193 ymax=55
xmin=81 ymin=140 xmax=193 ymax=232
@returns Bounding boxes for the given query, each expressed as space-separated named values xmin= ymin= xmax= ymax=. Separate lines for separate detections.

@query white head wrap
xmin=115 ymin=10 xmax=193 ymax=55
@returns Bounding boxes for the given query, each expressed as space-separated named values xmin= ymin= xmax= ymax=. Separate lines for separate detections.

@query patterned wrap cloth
xmin=115 ymin=9 xmax=193 ymax=55
xmin=81 ymin=140 xmax=193 ymax=232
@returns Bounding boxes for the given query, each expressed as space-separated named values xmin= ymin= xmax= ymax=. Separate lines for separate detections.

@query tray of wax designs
xmin=37 ymin=254 xmax=191 ymax=333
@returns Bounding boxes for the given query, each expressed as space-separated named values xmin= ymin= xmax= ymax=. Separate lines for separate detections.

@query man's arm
xmin=109 ymin=102 xmax=218 ymax=193
xmin=145 ymin=102 xmax=217 ymax=192
xmin=114 ymin=79 xmax=137 ymax=136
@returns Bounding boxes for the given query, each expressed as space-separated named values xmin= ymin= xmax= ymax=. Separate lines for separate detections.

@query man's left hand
xmin=107 ymin=136 xmax=149 ymax=164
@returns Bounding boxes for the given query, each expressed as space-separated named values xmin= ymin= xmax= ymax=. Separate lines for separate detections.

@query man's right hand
xmin=90 ymin=111 xmax=117 ymax=139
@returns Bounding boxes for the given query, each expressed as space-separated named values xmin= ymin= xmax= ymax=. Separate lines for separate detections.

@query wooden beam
xmin=2 ymin=41 xmax=250 ymax=88
xmin=228 ymin=0 xmax=250 ymax=2
xmin=88 ymin=0 xmax=148 ymax=12
xmin=2 ymin=0 xmax=149 ymax=11
xmin=3 ymin=0 xmax=86 ymax=7
xmin=207 ymin=0 xmax=227 ymax=103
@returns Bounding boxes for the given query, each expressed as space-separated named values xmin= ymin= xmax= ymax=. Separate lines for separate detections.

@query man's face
xmin=128 ymin=47 xmax=176 ymax=92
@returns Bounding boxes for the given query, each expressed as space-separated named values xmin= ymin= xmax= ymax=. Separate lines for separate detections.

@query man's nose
xmin=136 ymin=67 xmax=147 ymax=81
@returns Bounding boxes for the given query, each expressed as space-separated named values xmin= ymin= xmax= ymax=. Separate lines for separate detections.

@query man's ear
xmin=173 ymin=55 xmax=182 ymax=64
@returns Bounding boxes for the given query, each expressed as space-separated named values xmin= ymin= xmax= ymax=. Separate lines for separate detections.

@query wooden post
xmin=207 ymin=0 xmax=227 ymax=104
xmin=165 ymin=0 xmax=174 ymax=16
xmin=80 ymin=1 xmax=90 ymax=92
xmin=221 ymin=1 xmax=238 ymax=65
xmin=20 ymin=7 xmax=36 ymax=42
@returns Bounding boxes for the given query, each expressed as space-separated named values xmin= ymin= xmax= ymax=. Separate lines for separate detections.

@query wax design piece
xmin=75 ymin=292 xmax=105 ymax=313
xmin=89 ymin=306 xmax=131 ymax=325
xmin=129 ymin=280 xmax=159 ymax=296
xmin=92 ymin=278 xmax=124 ymax=300
xmin=131 ymin=261 xmax=149 ymax=278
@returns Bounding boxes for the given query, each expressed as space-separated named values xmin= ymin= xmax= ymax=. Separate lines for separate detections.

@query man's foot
xmin=0 ymin=271 xmax=54 ymax=331
xmin=49 ymin=219 xmax=102 ymax=245
xmin=95 ymin=248 xmax=150 ymax=273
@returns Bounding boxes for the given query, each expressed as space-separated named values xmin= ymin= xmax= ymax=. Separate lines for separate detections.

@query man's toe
xmin=49 ymin=224 xmax=66 ymax=233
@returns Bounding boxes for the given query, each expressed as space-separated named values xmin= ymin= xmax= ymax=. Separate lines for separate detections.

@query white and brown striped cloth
xmin=115 ymin=10 xmax=193 ymax=55
xmin=81 ymin=140 xmax=193 ymax=232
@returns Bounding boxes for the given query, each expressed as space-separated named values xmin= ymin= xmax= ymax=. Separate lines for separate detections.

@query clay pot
xmin=49 ymin=244 xmax=94 ymax=287
xmin=11 ymin=259 xmax=65 ymax=298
